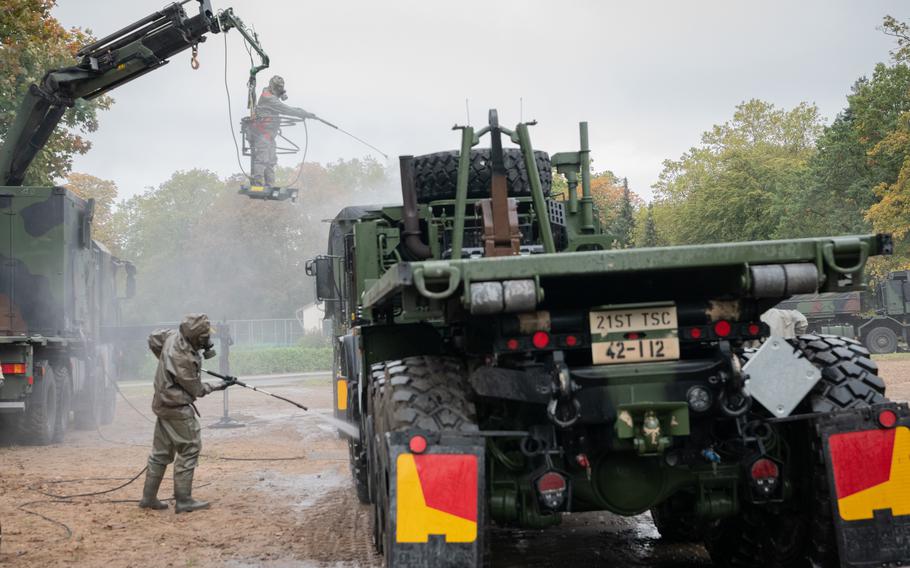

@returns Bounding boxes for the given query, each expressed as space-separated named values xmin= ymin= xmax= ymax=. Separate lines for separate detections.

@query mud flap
xmin=817 ymin=402 xmax=910 ymax=567
xmin=387 ymin=431 xmax=485 ymax=568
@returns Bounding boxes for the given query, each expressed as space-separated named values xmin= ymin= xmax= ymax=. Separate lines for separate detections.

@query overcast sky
xmin=52 ymin=0 xmax=906 ymax=201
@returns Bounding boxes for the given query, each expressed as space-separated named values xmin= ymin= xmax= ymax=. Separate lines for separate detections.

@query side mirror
xmin=306 ymin=256 xmax=337 ymax=301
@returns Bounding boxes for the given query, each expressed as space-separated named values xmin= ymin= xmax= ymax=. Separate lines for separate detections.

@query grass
xmin=872 ymin=352 xmax=910 ymax=361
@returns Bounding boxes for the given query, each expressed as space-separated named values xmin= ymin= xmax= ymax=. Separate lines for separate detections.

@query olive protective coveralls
xmin=248 ymin=84 xmax=314 ymax=187
xmin=139 ymin=313 xmax=225 ymax=513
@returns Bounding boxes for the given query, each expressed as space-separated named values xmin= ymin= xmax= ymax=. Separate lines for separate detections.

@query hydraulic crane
xmin=0 ymin=0 xmax=269 ymax=191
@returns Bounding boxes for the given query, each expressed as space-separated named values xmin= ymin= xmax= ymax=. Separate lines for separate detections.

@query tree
xmin=653 ymin=99 xmax=824 ymax=244
xmin=609 ymin=178 xmax=635 ymax=247
xmin=0 ymin=0 xmax=112 ymax=185
xmin=113 ymin=159 xmax=395 ymax=323
xmin=66 ymin=172 xmax=119 ymax=252
xmin=641 ymin=203 xmax=659 ymax=247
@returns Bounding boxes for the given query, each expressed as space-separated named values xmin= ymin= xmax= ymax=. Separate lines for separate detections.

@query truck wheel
xmin=21 ymin=368 xmax=58 ymax=445
xmin=412 ymin=149 xmax=552 ymax=203
xmin=369 ymin=356 xmax=479 ymax=564
xmin=73 ymin=380 xmax=99 ymax=431
xmin=52 ymin=366 xmax=72 ymax=443
xmin=792 ymin=334 xmax=887 ymax=413
xmin=650 ymin=501 xmax=704 ymax=542
xmin=707 ymin=335 xmax=888 ymax=567
xmin=863 ymin=326 xmax=898 ymax=354
xmin=346 ymin=367 xmax=379 ymax=505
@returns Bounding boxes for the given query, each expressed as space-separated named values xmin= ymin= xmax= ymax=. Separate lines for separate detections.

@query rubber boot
xmin=174 ymin=469 xmax=209 ymax=514
xmin=138 ymin=465 xmax=168 ymax=510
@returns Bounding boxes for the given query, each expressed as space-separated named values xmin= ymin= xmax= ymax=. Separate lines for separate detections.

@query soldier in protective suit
xmin=248 ymin=75 xmax=315 ymax=187
xmin=138 ymin=313 xmax=233 ymax=513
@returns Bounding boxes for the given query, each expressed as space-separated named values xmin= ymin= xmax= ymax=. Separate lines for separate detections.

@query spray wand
xmin=202 ymin=369 xmax=361 ymax=439
xmin=204 ymin=368 xmax=308 ymax=410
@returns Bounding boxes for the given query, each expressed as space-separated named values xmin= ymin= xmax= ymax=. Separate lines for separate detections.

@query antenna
xmin=465 ymin=98 xmax=471 ymax=126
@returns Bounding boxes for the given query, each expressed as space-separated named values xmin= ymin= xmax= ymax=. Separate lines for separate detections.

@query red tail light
xmin=750 ymin=457 xmax=780 ymax=497
xmin=408 ymin=435 xmax=428 ymax=454
xmin=878 ymin=409 xmax=898 ymax=429
xmin=506 ymin=338 xmax=520 ymax=351
xmin=714 ymin=320 xmax=731 ymax=338
xmin=688 ymin=327 xmax=703 ymax=339
xmin=565 ymin=335 xmax=578 ymax=347
xmin=747 ymin=323 xmax=761 ymax=336
xmin=536 ymin=471 xmax=568 ymax=510
xmin=532 ymin=331 xmax=550 ymax=349
xmin=1 ymin=363 xmax=26 ymax=374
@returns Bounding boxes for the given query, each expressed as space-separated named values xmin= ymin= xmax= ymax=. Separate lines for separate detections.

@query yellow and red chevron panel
xmin=396 ymin=453 xmax=478 ymax=543
xmin=828 ymin=425 xmax=910 ymax=521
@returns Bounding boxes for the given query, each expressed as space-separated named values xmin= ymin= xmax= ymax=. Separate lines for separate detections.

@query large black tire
xmin=792 ymin=334 xmax=887 ymax=413
xmin=346 ymin=368 xmax=374 ymax=505
xmin=706 ymin=334 xmax=888 ymax=567
xmin=650 ymin=499 xmax=704 ymax=542
xmin=412 ymin=149 xmax=552 ymax=204
xmin=73 ymin=376 xmax=99 ymax=431
xmin=52 ymin=365 xmax=72 ymax=443
xmin=863 ymin=325 xmax=898 ymax=354
xmin=21 ymin=368 xmax=58 ymax=446
xmin=369 ymin=356 xmax=478 ymax=564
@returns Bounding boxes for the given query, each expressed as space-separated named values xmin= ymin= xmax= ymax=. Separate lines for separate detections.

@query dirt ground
xmin=0 ymin=357 xmax=907 ymax=568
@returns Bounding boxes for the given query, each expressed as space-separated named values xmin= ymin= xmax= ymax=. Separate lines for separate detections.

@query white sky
xmin=52 ymin=0 xmax=907 ymax=201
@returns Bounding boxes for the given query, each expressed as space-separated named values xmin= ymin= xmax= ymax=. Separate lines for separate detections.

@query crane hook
xmin=190 ymin=44 xmax=200 ymax=70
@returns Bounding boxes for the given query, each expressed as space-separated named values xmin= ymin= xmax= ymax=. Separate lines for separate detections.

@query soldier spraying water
xmin=247 ymin=75 xmax=315 ymax=188
xmin=139 ymin=314 xmax=236 ymax=513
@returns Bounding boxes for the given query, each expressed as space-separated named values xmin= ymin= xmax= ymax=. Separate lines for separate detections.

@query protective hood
xmin=179 ymin=313 xmax=212 ymax=350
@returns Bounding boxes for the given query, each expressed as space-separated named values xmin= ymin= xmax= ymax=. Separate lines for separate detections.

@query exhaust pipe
xmin=399 ymin=155 xmax=431 ymax=259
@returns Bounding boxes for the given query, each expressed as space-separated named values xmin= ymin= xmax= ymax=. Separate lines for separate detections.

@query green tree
xmin=653 ymin=99 xmax=824 ymax=244
xmin=609 ymin=178 xmax=635 ymax=247
xmin=641 ymin=203 xmax=659 ymax=247
xmin=0 ymin=0 xmax=112 ymax=185
xmin=114 ymin=159 xmax=394 ymax=323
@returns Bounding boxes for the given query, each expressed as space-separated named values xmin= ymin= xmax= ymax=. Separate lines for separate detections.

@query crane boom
xmin=0 ymin=0 xmax=264 ymax=187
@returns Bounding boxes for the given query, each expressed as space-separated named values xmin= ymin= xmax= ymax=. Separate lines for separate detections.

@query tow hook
xmin=718 ymin=341 xmax=752 ymax=417
xmin=547 ymin=351 xmax=580 ymax=428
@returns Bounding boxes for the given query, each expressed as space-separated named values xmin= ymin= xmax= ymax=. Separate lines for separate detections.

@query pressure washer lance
xmin=202 ymin=369 xmax=360 ymax=440
xmin=308 ymin=115 xmax=389 ymax=160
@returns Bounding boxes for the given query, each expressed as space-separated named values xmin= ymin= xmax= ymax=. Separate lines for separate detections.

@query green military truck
xmin=309 ymin=111 xmax=909 ymax=568
xmin=0 ymin=188 xmax=135 ymax=444
xmin=780 ymin=271 xmax=910 ymax=354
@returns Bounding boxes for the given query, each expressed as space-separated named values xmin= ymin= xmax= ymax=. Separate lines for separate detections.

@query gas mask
xmin=200 ymin=334 xmax=217 ymax=359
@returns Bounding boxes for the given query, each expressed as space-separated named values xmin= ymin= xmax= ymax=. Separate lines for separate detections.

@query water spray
xmin=203 ymin=369 xmax=360 ymax=439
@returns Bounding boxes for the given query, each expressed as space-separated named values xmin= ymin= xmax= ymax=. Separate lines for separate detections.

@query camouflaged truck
xmin=308 ymin=111 xmax=910 ymax=567
xmin=0 ymin=188 xmax=135 ymax=444
xmin=779 ymin=270 xmax=910 ymax=354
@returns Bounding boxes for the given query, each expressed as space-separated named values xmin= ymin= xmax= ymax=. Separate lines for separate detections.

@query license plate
xmin=589 ymin=304 xmax=680 ymax=365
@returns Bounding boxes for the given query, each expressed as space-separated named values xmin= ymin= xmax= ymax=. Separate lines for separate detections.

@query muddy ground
xmin=1 ymin=357 xmax=907 ymax=568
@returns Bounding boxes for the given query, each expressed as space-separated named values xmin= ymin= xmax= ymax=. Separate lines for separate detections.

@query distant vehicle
xmin=778 ymin=270 xmax=910 ymax=353
xmin=0 ymin=187 xmax=135 ymax=443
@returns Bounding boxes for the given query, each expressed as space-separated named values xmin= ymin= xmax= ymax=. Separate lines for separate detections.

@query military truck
xmin=0 ymin=188 xmax=135 ymax=443
xmin=780 ymin=271 xmax=910 ymax=353
xmin=309 ymin=110 xmax=909 ymax=568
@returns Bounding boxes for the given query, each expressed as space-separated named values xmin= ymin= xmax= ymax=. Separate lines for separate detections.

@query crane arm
xmin=0 ymin=0 xmax=265 ymax=187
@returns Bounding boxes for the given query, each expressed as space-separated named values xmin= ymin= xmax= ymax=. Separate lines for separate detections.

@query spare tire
xmin=412 ymin=148 xmax=552 ymax=203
